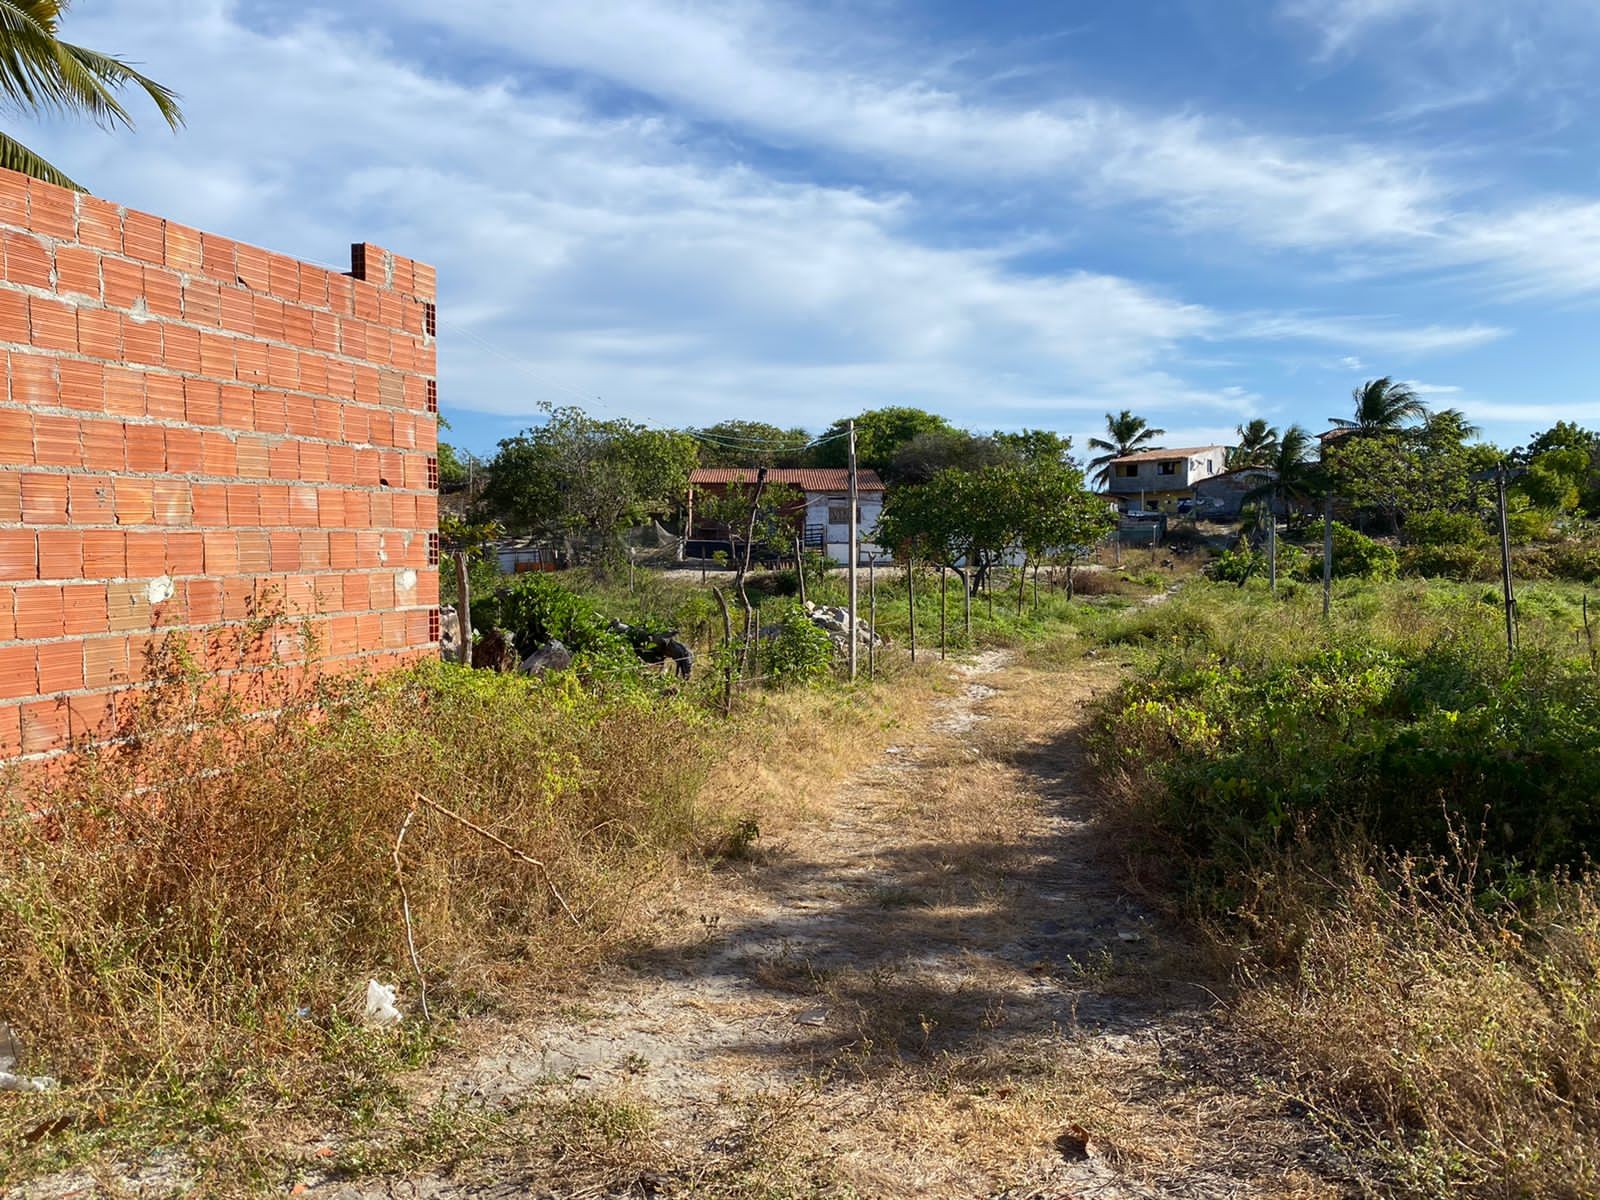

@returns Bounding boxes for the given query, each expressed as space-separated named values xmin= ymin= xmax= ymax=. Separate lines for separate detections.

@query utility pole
xmin=1472 ymin=463 xmax=1525 ymax=662
xmin=452 ymin=550 xmax=472 ymax=666
xmin=1322 ymin=494 xmax=1333 ymax=619
xmin=1267 ymin=495 xmax=1278 ymax=596
xmin=847 ymin=420 xmax=859 ymax=681
xmin=866 ymin=552 xmax=877 ymax=680
xmin=1496 ymin=463 xmax=1517 ymax=660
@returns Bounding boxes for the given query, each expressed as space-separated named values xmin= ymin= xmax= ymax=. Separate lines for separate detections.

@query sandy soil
xmin=295 ymin=648 xmax=1354 ymax=1199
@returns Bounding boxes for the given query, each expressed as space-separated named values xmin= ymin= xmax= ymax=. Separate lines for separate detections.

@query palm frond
xmin=56 ymin=40 xmax=183 ymax=129
xmin=0 ymin=125 xmax=79 ymax=189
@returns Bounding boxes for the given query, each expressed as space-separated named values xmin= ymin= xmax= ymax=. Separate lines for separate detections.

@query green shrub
xmin=758 ymin=601 xmax=836 ymax=686
xmin=1206 ymin=545 xmax=1260 ymax=584
xmin=1323 ymin=523 xmax=1399 ymax=580
xmin=1507 ymin=507 xmax=1557 ymax=544
xmin=1404 ymin=509 xmax=1488 ymax=547
xmin=1400 ymin=541 xmax=1497 ymax=581
xmin=473 ymin=574 xmax=633 ymax=671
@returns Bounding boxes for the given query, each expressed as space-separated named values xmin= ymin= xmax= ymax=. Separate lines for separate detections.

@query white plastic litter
xmin=0 ymin=1071 xmax=55 ymax=1093
xmin=362 ymin=980 xmax=403 ymax=1027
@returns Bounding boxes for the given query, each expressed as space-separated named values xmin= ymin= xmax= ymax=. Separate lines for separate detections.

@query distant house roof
xmin=1319 ymin=427 xmax=1355 ymax=442
xmin=1108 ymin=445 xmax=1227 ymax=465
xmin=689 ymin=467 xmax=887 ymax=493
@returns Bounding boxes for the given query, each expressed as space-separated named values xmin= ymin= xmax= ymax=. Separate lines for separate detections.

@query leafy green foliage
xmin=472 ymin=573 xmax=632 ymax=670
xmin=692 ymin=421 xmax=812 ymax=468
xmin=479 ymin=407 xmax=696 ymax=556
xmin=1323 ymin=522 xmax=1399 ymax=580
xmin=810 ymin=406 xmax=957 ymax=472
xmin=758 ymin=602 xmax=836 ymax=686
xmin=1403 ymin=509 xmax=1488 ymax=546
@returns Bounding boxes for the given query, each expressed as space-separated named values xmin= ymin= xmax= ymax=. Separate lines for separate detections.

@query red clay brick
xmin=164 ymin=222 xmax=204 ymax=273
xmin=190 ymin=483 xmax=227 ymax=525
xmin=2 ymin=231 xmax=51 ymax=287
xmin=103 ymin=366 xmax=145 ymax=417
xmin=144 ymin=374 xmax=185 ymax=421
xmin=20 ymin=698 xmax=70 ymax=754
xmin=36 ymin=640 xmax=84 ymax=692
xmin=20 ymin=474 xmax=67 ymax=524
xmin=184 ymin=379 xmax=222 ymax=425
xmin=121 ymin=317 xmax=163 ymax=367
xmin=26 ymin=180 xmax=74 ymax=238
xmin=76 ymin=307 xmax=121 ymax=360
xmin=81 ymin=421 xmax=125 ymax=472
xmin=0 ymin=406 xmax=31 ymax=464
xmin=10 ymin=352 xmax=55 ymax=405
xmin=33 ymin=414 xmax=80 ymax=467
xmin=62 ymin=584 xmax=109 ymax=635
xmin=14 ymin=586 xmax=63 ymax=639
xmin=0 ymin=646 xmax=35 ymax=699
xmin=0 ymin=528 xmax=35 ymax=580
xmin=203 ymin=532 xmax=239 ymax=575
xmin=199 ymin=331 xmax=235 ymax=379
xmin=152 ymin=480 xmax=192 ymax=526
xmin=124 ymin=423 xmax=166 ymax=473
xmin=200 ymin=433 xmax=236 ymax=477
xmin=236 ymin=531 xmax=270 ymax=572
xmin=122 ymin=211 xmax=166 ymax=264
xmin=144 ymin=266 xmax=183 ymax=320
xmin=68 ymin=474 xmax=115 ymax=523
xmin=101 ymin=255 xmax=144 ymax=309
xmin=0 ymin=172 xmax=24 ymax=226
xmin=123 ymin=530 xmax=166 ymax=577
xmin=0 ymin=287 xmax=27 ymax=343
xmin=55 ymin=246 xmax=101 ymax=299
xmin=114 ymin=478 xmax=155 ymax=525
xmin=81 ymin=530 xmax=124 ymax=577
xmin=164 ymin=531 xmax=204 ymax=574
xmin=67 ymin=690 xmax=114 ymax=741
xmin=36 ymin=530 xmax=82 ymax=579
xmin=76 ymin=196 xmax=123 ymax=253
xmin=29 ymin=296 xmax=77 ymax=352
xmin=0 ymin=470 xmax=19 ymax=520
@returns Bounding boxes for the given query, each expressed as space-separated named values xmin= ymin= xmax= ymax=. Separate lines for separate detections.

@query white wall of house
xmin=805 ymin=492 xmax=885 ymax=564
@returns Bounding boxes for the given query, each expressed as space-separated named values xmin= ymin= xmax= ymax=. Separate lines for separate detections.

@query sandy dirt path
xmin=315 ymin=649 xmax=1350 ymax=1200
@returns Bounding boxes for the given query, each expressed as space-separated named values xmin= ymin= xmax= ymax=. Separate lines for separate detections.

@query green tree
xmin=992 ymin=427 xmax=1077 ymax=468
xmin=480 ymin=407 xmax=696 ymax=561
xmin=1087 ymin=410 xmax=1165 ymax=487
xmin=1244 ymin=424 xmax=1318 ymax=518
xmin=0 ymin=1 xmax=183 ymax=190
xmin=692 ymin=420 xmax=811 ymax=468
xmin=1225 ymin=418 xmax=1278 ymax=470
xmin=887 ymin=430 xmax=1010 ymax=484
xmin=810 ymin=407 xmax=956 ymax=472
xmin=1323 ymin=412 xmax=1497 ymax=532
xmin=1328 ymin=377 xmax=1428 ymax=434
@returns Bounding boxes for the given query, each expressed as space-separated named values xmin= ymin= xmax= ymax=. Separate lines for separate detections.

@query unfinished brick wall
xmin=0 ymin=168 xmax=440 ymax=764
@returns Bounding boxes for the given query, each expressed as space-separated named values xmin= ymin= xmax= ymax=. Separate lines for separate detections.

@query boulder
xmin=520 ymin=640 xmax=574 ymax=675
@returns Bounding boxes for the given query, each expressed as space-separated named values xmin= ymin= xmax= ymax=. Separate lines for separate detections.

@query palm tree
xmin=1329 ymin=377 xmax=1428 ymax=434
xmin=0 ymin=1 xmax=183 ymax=191
xmin=1225 ymin=418 xmax=1278 ymax=470
xmin=1245 ymin=424 xmax=1318 ymax=516
xmin=1087 ymin=410 xmax=1165 ymax=488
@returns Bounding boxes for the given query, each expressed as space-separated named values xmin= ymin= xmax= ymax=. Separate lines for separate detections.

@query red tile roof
xmin=1108 ymin=445 xmax=1226 ymax=464
xmin=689 ymin=467 xmax=886 ymax=492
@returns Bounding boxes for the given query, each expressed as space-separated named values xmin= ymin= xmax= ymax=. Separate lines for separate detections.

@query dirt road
xmin=320 ymin=649 xmax=1350 ymax=1199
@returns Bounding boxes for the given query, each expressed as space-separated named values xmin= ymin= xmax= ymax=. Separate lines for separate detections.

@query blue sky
xmin=16 ymin=0 xmax=1600 ymax=458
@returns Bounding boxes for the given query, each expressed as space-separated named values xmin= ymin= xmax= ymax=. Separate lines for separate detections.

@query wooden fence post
xmin=453 ymin=550 xmax=472 ymax=666
xmin=713 ymin=587 xmax=733 ymax=716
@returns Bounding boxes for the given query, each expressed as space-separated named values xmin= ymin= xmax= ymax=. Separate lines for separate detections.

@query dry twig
xmin=392 ymin=805 xmax=431 ymax=1022
xmin=415 ymin=791 xmax=580 ymax=924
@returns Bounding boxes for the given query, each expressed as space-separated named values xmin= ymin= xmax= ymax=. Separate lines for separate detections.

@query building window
xmin=426 ymin=380 xmax=438 ymax=414
xmin=1158 ymin=461 xmax=1179 ymax=476
xmin=827 ymin=504 xmax=851 ymax=525
xmin=426 ymin=455 xmax=439 ymax=489
xmin=428 ymin=608 xmax=441 ymax=642
xmin=427 ymin=532 xmax=440 ymax=566
xmin=1116 ymin=463 xmax=1139 ymax=478
xmin=423 ymin=302 xmax=437 ymax=338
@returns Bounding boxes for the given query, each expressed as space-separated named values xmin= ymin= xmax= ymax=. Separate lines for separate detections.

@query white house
xmin=686 ymin=468 xmax=887 ymax=566
xmin=1104 ymin=445 xmax=1229 ymax=514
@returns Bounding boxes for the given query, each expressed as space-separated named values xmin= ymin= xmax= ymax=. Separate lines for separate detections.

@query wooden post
xmin=1268 ymin=499 xmax=1278 ymax=596
xmin=1322 ymin=494 xmax=1333 ymax=619
xmin=794 ymin=534 xmax=807 ymax=608
xmin=847 ymin=420 xmax=859 ymax=681
xmin=1496 ymin=463 xmax=1517 ymax=661
xmin=907 ymin=559 xmax=918 ymax=664
xmin=939 ymin=566 xmax=947 ymax=660
xmin=452 ymin=550 xmax=472 ymax=666
xmin=867 ymin=553 xmax=877 ymax=681
xmin=713 ymin=587 xmax=733 ymax=716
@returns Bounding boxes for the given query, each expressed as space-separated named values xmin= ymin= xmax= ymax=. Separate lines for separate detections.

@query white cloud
xmin=1238 ymin=315 xmax=1506 ymax=356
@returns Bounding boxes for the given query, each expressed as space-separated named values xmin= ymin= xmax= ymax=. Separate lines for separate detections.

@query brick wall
xmin=0 ymin=169 xmax=440 ymax=765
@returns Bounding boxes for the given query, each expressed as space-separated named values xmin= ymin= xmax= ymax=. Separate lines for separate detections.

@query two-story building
xmin=685 ymin=468 xmax=887 ymax=566
xmin=1104 ymin=445 xmax=1228 ymax=514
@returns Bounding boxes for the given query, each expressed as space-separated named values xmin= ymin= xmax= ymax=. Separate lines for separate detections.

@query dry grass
xmin=1234 ymin=854 xmax=1600 ymax=1199
xmin=0 ymin=625 xmax=943 ymax=1191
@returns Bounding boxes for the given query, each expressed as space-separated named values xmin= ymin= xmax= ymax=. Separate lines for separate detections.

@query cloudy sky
xmin=16 ymin=0 xmax=1600 ymax=456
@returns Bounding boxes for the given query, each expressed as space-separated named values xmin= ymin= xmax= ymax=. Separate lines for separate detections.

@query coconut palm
xmin=1225 ymin=418 xmax=1278 ymax=470
xmin=1329 ymin=377 xmax=1428 ymax=434
xmin=1245 ymin=424 xmax=1319 ymax=516
xmin=1087 ymin=410 xmax=1165 ymax=487
xmin=0 ymin=1 xmax=182 ymax=190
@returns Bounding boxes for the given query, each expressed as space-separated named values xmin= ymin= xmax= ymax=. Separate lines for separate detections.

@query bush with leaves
xmin=759 ymin=602 xmax=837 ymax=686
xmin=1317 ymin=522 xmax=1399 ymax=580
xmin=472 ymin=574 xmax=633 ymax=671
xmin=1403 ymin=509 xmax=1487 ymax=547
